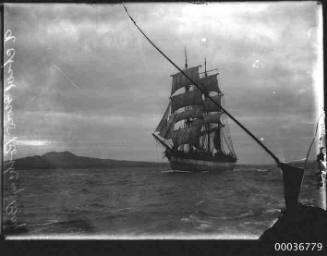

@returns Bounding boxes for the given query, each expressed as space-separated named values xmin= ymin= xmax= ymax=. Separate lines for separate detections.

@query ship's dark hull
xmin=168 ymin=155 xmax=236 ymax=172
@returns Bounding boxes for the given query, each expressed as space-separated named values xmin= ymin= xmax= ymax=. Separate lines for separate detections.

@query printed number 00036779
xmin=274 ymin=242 xmax=323 ymax=252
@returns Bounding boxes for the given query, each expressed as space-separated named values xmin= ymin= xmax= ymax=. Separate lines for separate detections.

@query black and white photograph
xmin=2 ymin=1 xmax=326 ymax=243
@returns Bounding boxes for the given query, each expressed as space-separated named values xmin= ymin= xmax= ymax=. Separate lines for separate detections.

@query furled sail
xmin=171 ymin=89 xmax=203 ymax=112
xmin=197 ymin=74 xmax=219 ymax=93
xmin=203 ymin=95 xmax=221 ymax=112
xmin=173 ymin=106 xmax=203 ymax=123
xmin=171 ymin=66 xmax=200 ymax=94
xmin=171 ymin=124 xmax=202 ymax=146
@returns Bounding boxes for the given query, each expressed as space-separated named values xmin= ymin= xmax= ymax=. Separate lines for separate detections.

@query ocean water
xmin=3 ymin=165 xmax=319 ymax=238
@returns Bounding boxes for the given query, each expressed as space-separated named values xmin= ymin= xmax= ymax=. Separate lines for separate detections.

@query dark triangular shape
xmin=279 ymin=163 xmax=305 ymax=210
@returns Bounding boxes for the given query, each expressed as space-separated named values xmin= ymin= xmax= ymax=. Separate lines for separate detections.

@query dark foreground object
xmin=260 ymin=203 xmax=327 ymax=242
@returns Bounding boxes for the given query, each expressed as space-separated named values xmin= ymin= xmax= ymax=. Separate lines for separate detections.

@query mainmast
xmin=184 ymin=47 xmax=191 ymax=153
xmin=204 ymin=57 xmax=210 ymax=153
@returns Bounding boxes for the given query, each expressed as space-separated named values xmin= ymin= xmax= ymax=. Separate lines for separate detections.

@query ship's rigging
xmin=153 ymin=56 xmax=236 ymax=160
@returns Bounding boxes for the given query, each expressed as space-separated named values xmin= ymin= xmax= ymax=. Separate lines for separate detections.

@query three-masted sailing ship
xmin=153 ymin=52 xmax=237 ymax=172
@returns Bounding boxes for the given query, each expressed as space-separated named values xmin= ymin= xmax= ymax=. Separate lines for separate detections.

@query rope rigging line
xmin=304 ymin=112 xmax=324 ymax=169
xmin=222 ymin=131 xmax=233 ymax=155
xmin=122 ymin=3 xmax=280 ymax=165
xmin=222 ymin=117 xmax=236 ymax=155
xmin=122 ymin=3 xmax=309 ymax=211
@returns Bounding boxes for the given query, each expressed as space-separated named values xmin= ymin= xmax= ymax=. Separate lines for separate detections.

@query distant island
xmin=5 ymin=151 xmax=169 ymax=170
xmin=5 ymin=151 xmax=316 ymax=170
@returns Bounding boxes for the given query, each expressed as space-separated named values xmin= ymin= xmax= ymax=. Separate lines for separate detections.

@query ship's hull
xmin=168 ymin=156 xmax=236 ymax=172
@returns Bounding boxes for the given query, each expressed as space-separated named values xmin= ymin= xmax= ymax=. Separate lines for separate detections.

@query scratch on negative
xmin=52 ymin=63 xmax=80 ymax=89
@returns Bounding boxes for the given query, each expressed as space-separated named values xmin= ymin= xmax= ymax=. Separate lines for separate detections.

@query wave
xmin=196 ymin=223 xmax=213 ymax=230
xmin=114 ymin=207 xmax=132 ymax=212
xmin=39 ymin=218 xmax=95 ymax=233
xmin=233 ymin=168 xmax=271 ymax=172
xmin=161 ymin=170 xmax=192 ymax=174
xmin=262 ymin=208 xmax=281 ymax=215
xmin=42 ymin=219 xmax=61 ymax=226
xmin=89 ymin=202 xmax=106 ymax=208
xmin=233 ymin=168 xmax=256 ymax=172
xmin=218 ymin=208 xmax=280 ymax=221
xmin=255 ymin=168 xmax=270 ymax=173
xmin=180 ymin=214 xmax=214 ymax=231
xmin=220 ymin=211 xmax=256 ymax=220
xmin=195 ymin=200 xmax=205 ymax=206
xmin=3 ymin=221 xmax=29 ymax=235
xmin=181 ymin=214 xmax=212 ymax=224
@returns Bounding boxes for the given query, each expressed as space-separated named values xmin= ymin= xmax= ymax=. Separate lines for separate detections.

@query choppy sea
xmin=4 ymin=165 xmax=319 ymax=239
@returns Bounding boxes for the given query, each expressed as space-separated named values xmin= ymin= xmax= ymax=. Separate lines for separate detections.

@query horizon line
xmin=5 ymin=150 xmax=315 ymax=166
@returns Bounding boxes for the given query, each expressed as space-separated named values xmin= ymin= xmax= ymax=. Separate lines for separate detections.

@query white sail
xmin=155 ymin=103 xmax=174 ymax=139
xmin=171 ymin=89 xmax=203 ymax=112
xmin=155 ymin=103 xmax=170 ymax=133
xmin=197 ymin=74 xmax=219 ymax=93
xmin=171 ymin=124 xmax=202 ymax=146
xmin=203 ymin=95 xmax=221 ymax=112
xmin=173 ymin=106 xmax=203 ymax=122
xmin=203 ymin=112 xmax=222 ymax=124
xmin=171 ymin=66 xmax=201 ymax=94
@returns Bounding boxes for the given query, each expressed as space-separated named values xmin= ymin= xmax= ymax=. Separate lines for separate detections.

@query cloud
xmin=4 ymin=2 xmax=322 ymax=163
xmin=15 ymin=139 xmax=51 ymax=146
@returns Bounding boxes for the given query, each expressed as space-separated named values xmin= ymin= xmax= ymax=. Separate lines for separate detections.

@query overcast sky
xmin=4 ymin=2 xmax=323 ymax=164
